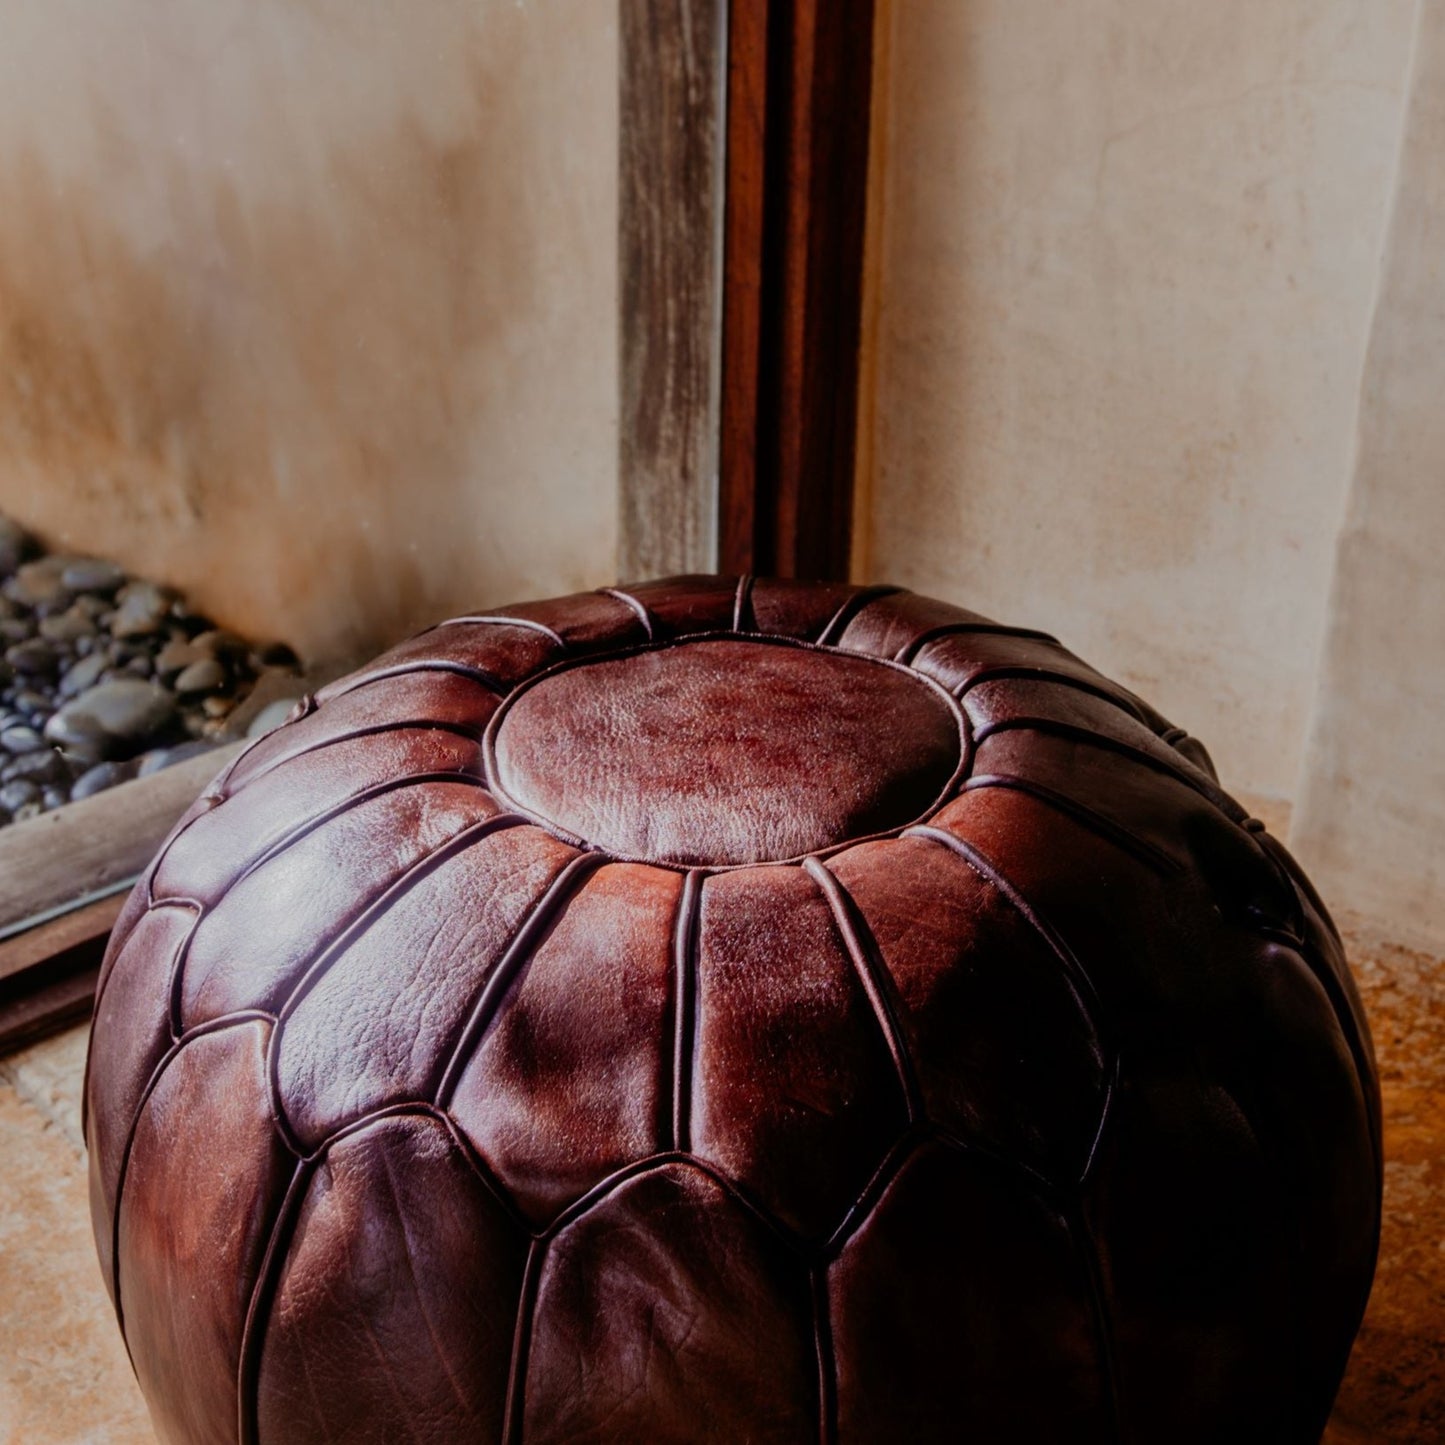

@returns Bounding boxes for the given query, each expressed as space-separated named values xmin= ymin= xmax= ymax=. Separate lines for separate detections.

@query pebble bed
xmin=0 ymin=514 xmax=305 ymax=830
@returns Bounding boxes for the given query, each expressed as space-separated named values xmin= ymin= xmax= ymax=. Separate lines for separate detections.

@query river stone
xmin=58 ymin=652 xmax=108 ymax=699
xmin=45 ymin=678 xmax=177 ymax=753
xmin=61 ymin=558 xmax=127 ymax=594
xmin=4 ymin=639 xmax=60 ymax=676
xmin=5 ymin=556 xmax=74 ymax=612
xmin=5 ymin=748 xmax=66 ymax=784
xmin=39 ymin=606 xmax=96 ymax=644
xmin=0 ymin=724 xmax=44 ymax=754
xmin=136 ymin=738 xmax=221 ymax=777
xmin=0 ymin=779 xmax=39 ymax=813
xmin=175 ymin=658 xmax=225 ymax=695
xmin=71 ymin=758 xmax=140 ymax=801
xmin=110 ymin=581 xmax=172 ymax=638
xmin=155 ymin=636 xmax=204 ymax=681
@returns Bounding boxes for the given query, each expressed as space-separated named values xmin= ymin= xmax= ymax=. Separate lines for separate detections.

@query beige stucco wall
xmin=859 ymin=0 xmax=1418 ymax=800
xmin=0 ymin=0 xmax=617 ymax=663
xmin=1292 ymin=1 xmax=1445 ymax=954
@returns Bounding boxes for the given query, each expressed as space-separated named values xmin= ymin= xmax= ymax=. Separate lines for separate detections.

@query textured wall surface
xmin=859 ymin=0 xmax=1418 ymax=799
xmin=0 ymin=0 xmax=618 ymax=663
xmin=1292 ymin=2 xmax=1445 ymax=955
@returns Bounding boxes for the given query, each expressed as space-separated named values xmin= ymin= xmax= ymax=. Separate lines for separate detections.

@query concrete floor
xmin=0 ymin=926 xmax=1439 ymax=1444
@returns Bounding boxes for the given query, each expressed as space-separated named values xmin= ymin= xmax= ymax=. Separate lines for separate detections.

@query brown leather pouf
xmin=85 ymin=576 xmax=1381 ymax=1444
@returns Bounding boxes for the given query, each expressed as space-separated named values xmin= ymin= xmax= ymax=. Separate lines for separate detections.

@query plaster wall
xmin=0 ymin=0 xmax=618 ymax=663
xmin=860 ymin=0 xmax=1418 ymax=800
xmin=1292 ymin=2 xmax=1445 ymax=955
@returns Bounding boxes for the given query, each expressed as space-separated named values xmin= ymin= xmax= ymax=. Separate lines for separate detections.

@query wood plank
xmin=618 ymin=0 xmax=727 ymax=580
xmin=0 ymin=740 xmax=245 ymax=934
xmin=719 ymin=0 xmax=877 ymax=581
xmin=0 ymin=893 xmax=125 ymax=1054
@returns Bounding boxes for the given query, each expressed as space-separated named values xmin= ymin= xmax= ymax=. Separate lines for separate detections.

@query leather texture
xmin=84 ymin=575 xmax=1382 ymax=1444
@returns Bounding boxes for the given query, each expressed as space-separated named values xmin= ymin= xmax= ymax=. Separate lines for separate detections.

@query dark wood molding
xmin=0 ymin=741 xmax=246 ymax=1056
xmin=0 ymin=892 xmax=126 ymax=1054
xmin=618 ymin=0 xmax=727 ymax=580
xmin=719 ymin=0 xmax=877 ymax=580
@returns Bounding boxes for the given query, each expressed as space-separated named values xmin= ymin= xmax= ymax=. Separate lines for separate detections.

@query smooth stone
xmin=45 ymin=679 xmax=176 ymax=750
xmin=0 ymin=595 xmax=20 ymax=621
xmin=174 ymin=658 xmax=225 ymax=695
xmin=136 ymin=738 xmax=219 ymax=777
xmin=69 ymin=759 xmax=139 ymax=801
xmin=245 ymin=698 xmax=302 ymax=738
xmin=225 ymin=669 xmax=307 ymax=737
xmin=108 ymin=582 xmax=172 ymax=639
xmin=5 ymin=557 xmax=74 ymax=612
xmin=12 ymin=688 xmax=53 ymax=718
xmin=121 ymin=655 xmax=153 ymax=679
xmin=5 ymin=749 xmax=65 ymax=785
xmin=1 ymin=724 xmax=44 ymax=754
xmin=59 ymin=559 xmax=126 ymax=594
xmin=13 ymin=800 xmax=42 ymax=822
xmin=57 ymin=653 xmax=108 ymax=700
xmin=0 ymin=516 xmax=33 ymax=577
xmin=41 ymin=785 xmax=70 ymax=810
xmin=0 ymin=619 xmax=33 ymax=644
xmin=4 ymin=640 xmax=59 ymax=677
xmin=154 ymin=637 xmax=203 ymax=681
xmin=191 ymin=629 xmax=248 ymax=660
xmin=201 ymin=695 xmax=234 ymax=719
xmin=70 ymin=593 xmax=110 ymax=620
xmin=38 ymin=609 xmax=95 ymax=644
xmin=0 ymin=779 xmax=39 ymax=812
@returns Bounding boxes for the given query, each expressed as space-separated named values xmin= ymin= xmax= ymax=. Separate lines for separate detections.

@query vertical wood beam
xmin=719 ymin=0 xmax=877 ymax=580
xmin=618 ymin=0 xmax=727 ymax=580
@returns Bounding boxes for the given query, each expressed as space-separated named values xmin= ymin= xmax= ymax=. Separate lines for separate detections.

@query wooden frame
xmin=718 ymin=0 xmax=877 ymax=581
xmin=620 ymin=0 xmax=878 ymax=581
xmin=0 ymin=742 xmax=246 ymax=1053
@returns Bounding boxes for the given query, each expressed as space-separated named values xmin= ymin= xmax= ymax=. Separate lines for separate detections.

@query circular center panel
xmin=487 ymin=636 xmax=964 ymax=867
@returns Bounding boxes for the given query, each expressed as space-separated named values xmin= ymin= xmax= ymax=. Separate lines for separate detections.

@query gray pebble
xmin=0 ymin=723 xmax=44 ymax=754
xmin=12 ymin=688 xmax=53 ymax=718
xmin=137 ymin=738 xmax=220 ymax=777
xmin=5 ymin=556 xmax=74 ymax=612
xmin=45 ymin=678 xmax=177 ymax=751
xmin=61 ymin=558 xmax=126 ymax=594
xmin=109 ymin=581 xmax=173 ymax=638
xmin=4 ymin=639 xmax=59 ymax=676
xmin=0 ymin=618 xmax=32 ymax=645
xmin=0 ymin=778 xmax=39 ymax=812
xmin=41 ymin=784 xmax=70 ymax=810
xmin=5 ymin=748 xmax=65 ymax=784
xmin=39 ymin=607 xmax=96 ymax=644
xmin=192 ymin=629 xmax=248 ymax=660
xmin=70 ymin=758 xmax=139 ymax=801
xmin=155 ymin=636 xmax=204 ymax=681
xmin=175 ymin=658 xmax=226 ymax=695
xmin=246 ymin=698 xmax=302 ymax=738
xmin=58 ymin=652 xmax=108 ymax=699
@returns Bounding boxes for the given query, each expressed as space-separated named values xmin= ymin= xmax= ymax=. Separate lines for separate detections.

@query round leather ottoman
xmin=85 ymin=576 xmax=1381 ymax=1444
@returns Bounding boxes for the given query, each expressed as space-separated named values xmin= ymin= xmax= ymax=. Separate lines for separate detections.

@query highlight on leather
xmin=85 ymin=575 xmax=1381 ymax=1444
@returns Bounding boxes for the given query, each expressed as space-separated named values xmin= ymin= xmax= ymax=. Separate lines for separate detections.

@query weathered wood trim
xmin=0 ymin=892 xmax=125 ymax=1053
xmin=618 ymin=0 xmax=728 ymax=580
xmin=0 ymin=741 xmax=245 ymax=936
xmin=719 ymin=0 xmax=877 ymax=581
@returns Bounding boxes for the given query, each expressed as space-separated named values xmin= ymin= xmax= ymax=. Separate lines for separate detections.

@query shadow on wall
xmin=0 ymin=0 xmax=617 ymax=665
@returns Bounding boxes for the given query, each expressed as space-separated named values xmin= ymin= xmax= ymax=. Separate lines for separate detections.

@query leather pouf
xmin=85 ymin=577 xmax=1381 ymax=1445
